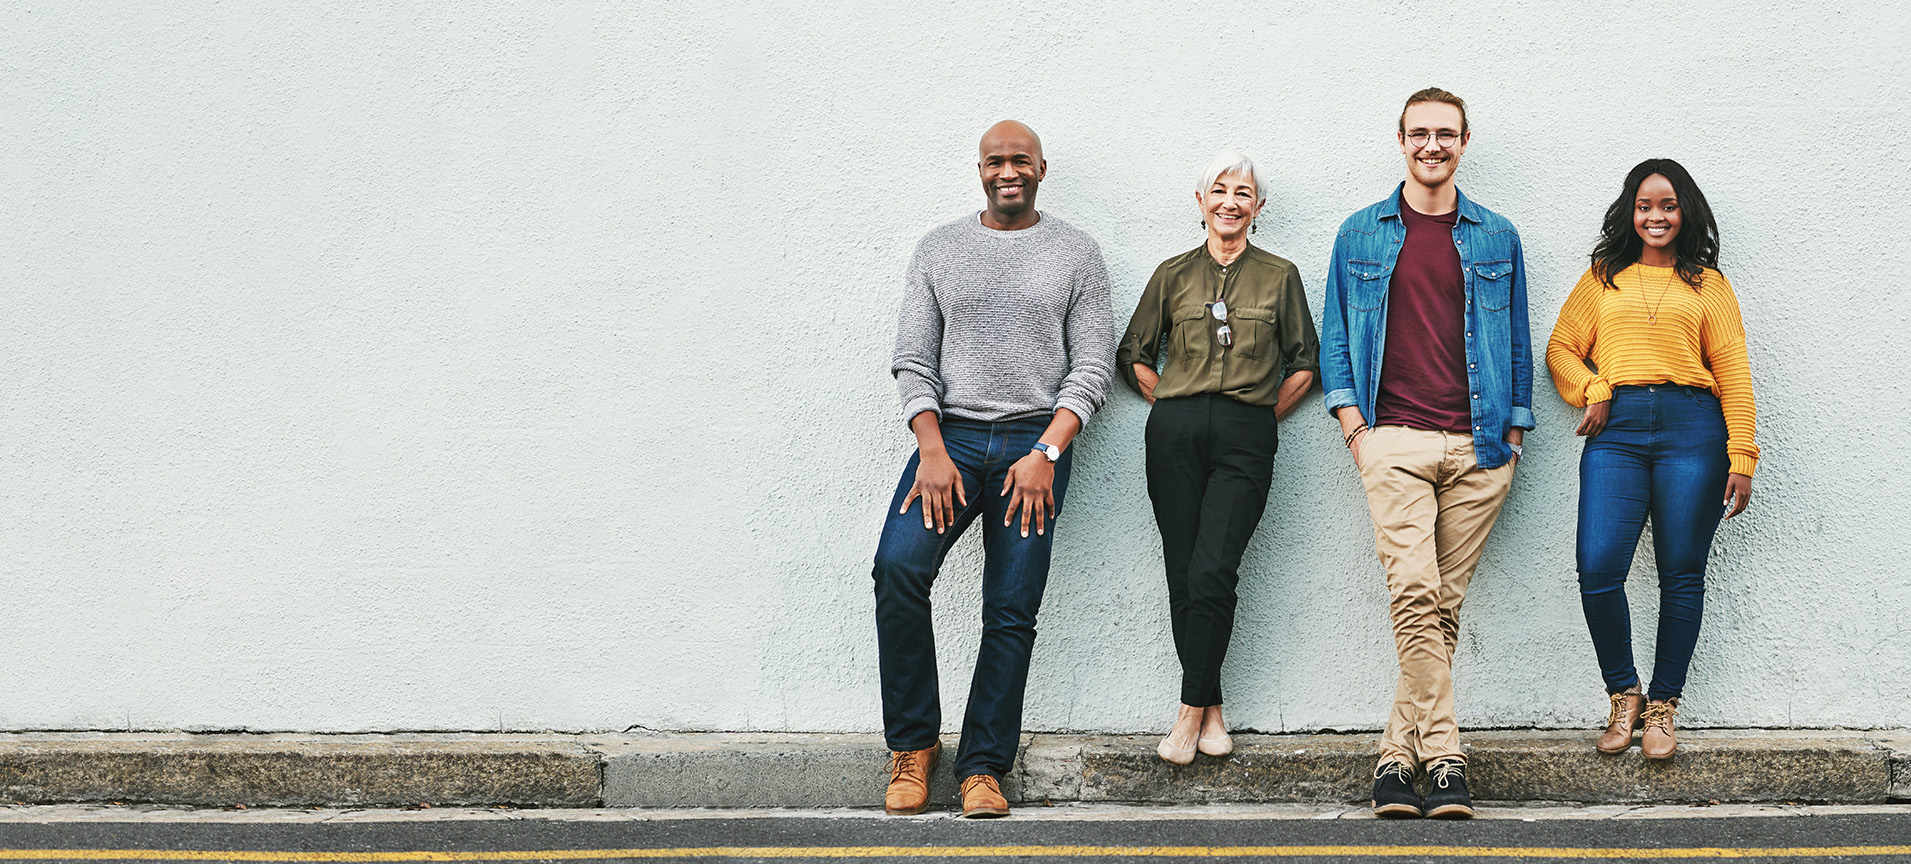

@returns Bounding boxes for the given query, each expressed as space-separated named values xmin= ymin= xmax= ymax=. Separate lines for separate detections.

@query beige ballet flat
xmin=1157 ymin=733 xmax=1196 ymax=765
xmin=1197 ymin=732 xmax=1233 ymax=757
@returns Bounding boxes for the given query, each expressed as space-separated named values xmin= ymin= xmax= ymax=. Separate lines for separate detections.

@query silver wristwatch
xmin=1031 ymin=442 xmax=1061 ymax=462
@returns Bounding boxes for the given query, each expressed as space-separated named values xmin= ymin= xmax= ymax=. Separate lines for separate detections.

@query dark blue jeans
xmin=1577 ymin=385 xmax=1730 ymax=702
xmin=872 ymin=416 xmax=1071 ymax=781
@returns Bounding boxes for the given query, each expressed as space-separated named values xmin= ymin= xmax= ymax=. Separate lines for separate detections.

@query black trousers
xmin=1144 ymin=393 xmax=1278 ymax=707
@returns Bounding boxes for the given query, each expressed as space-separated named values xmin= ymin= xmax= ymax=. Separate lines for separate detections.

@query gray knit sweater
xmin=891 ymin=212 xmax=1115 ymax=428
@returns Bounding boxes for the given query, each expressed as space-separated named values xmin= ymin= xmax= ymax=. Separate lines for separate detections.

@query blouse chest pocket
xmin=1169 ymin=304 xmax=1213 ymax=363
xmin=1346 ymin=260 xmax=1388 ymax=311
xmin=1471 ymin=259 xmax=1513 ymax=311
xmin=1230 ymin=307 xmax=1279 ymax=362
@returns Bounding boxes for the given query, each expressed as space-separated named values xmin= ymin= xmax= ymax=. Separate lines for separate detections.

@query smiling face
xmin=1632 ymin=172 xmax=1682 ymax=257
xmin=977 ymin=121 xmax=1046 ymax=224
xmin=1398 ymin=101 xmax=1469 ymax=190
xmin=1199 ymin=171 xmax=1262 ymax=241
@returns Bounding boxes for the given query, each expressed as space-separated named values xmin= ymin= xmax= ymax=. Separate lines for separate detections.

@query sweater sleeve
xmin=1055 ymin=243 xmax=1116 ymax=428
xmin=1546 ymin=268 xmax=1611 ymax=408
xmin=1701 ymin=273 xmax=1760 ymax=476
xmin=890 ymin=247 xmax=944 ymax=424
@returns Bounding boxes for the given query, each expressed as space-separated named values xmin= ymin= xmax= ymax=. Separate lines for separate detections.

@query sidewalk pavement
xmin=0 ymin=730 xmax=1905 ymax=809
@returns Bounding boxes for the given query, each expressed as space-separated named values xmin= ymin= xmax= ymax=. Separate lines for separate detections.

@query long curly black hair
xmin=1590 ymin=158 xmax=1719 ymax=291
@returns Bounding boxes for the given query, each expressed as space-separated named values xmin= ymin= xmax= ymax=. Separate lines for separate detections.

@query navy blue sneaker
xmin=1371 ymin=761 xmax=1422 ymax=818
xmin=1424 ymin=758 xmax=1475 ymax=819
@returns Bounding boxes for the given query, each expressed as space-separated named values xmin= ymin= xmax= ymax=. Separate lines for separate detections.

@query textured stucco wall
xmin=3 ymin=1 xmax=1907 ymax=733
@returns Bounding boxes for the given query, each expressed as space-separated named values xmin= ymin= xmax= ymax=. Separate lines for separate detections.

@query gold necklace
xmin=1642 ymin=264 xmax=1677 ymax=325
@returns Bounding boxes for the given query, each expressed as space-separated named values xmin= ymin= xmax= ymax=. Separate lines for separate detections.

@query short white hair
xmin=1197 ymin=149 xmax=1268 ymax=202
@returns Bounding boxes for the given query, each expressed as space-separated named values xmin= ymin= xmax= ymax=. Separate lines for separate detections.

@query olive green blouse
xmin=1116 ymin=242 xmax=1320 ymax=406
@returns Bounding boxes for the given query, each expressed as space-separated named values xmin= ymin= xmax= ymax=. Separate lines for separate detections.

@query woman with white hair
xmin=1117 ymin=150 xmax=1320 ymax=764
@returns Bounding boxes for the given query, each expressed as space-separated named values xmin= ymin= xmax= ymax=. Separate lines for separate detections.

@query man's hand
xmin=901 ymin=449 xmax=966 ymax=533
xmin=1576 ymin=400 xmax=1611 ymax=437
xmin=1724 ymin=473 xmax=1752 ymax=519
xmin=1002 ymin=451 xmax=1056 ymax=538
xmin=1133 ymin=363 xmax=1160 ymax=404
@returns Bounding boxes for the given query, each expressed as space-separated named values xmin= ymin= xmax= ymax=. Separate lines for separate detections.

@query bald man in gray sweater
xmin=873 ymin=121 xmax=1114 ymax=819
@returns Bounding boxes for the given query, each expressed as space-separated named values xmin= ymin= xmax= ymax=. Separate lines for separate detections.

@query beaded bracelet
xmin=1344 ymin=424 xmax=1369 ymax=448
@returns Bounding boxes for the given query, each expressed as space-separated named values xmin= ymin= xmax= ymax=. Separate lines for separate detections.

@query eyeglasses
xmin=1404 ymin=130 xmax=1461 ymax=149
xmin=1208 ymin=299 xmax=1232 ymax=348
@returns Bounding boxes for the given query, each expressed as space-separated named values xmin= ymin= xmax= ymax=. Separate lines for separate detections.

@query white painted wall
xmin=3 ymin=1 xmax=1906 ymax=734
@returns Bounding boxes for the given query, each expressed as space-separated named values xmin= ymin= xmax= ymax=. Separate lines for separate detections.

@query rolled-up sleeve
xmin=1320 ymin=231 xmax=1359 ymax=414
xmin=1507 ymin=234 xmax=1536 ymax=430
xmin=1279 ymin=265 xmax=1320 ymax=377
xmin=1115 ymin=264 xmax=1168 ymax=395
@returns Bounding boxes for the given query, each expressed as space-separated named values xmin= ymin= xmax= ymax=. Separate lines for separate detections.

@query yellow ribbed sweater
xmin=1546 ymin=263 xmax=1759 ymax=477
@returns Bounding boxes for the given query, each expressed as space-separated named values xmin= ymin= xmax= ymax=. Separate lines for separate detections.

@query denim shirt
xmin=1320 ymin=183 xmax=1535 ymax=469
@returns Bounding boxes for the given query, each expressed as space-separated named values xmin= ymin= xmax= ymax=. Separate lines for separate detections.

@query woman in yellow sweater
xmin=1546 ymin=159 xmax=1757 ymax=760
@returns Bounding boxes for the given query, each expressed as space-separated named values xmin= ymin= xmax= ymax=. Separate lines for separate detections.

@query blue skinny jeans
xmin=1576 ymin=384 xmax=1730 ymax=702
xmin=872 ymin=416 xmax=1070 ymax=781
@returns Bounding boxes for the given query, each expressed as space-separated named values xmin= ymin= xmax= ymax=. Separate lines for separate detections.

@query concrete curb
xmin=0 ymin=730 xmax=1904 ymax=808
xmin=0 ymin=734 xmax=601 ymax=808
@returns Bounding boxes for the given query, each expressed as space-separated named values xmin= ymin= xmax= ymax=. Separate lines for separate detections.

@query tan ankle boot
xmin=1640 ymin=698 xmax=1679 ymax=760
xmin=1596 ymin=686 xmax=1644 ymax=754
xmin=883 ymin=741 xmax=940 ymax=815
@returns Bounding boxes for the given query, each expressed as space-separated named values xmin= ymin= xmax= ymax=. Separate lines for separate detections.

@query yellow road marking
xmin=0 ymin=845 xmax=1909 ymax=860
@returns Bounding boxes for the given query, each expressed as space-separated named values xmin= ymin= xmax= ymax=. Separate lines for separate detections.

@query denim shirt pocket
xmin=1231 ymin=307 xmax=1278 ymax=362
xmin=1346 ymin=260 xmax=1388 ymax=311
xmin=1471 ymin=259 xmax=1513 ymax=311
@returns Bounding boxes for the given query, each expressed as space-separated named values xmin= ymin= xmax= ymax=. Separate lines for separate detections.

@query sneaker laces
xmin=1374 ymin=761 xmax=1414 ymax=783
xmin=1429 ymin=759 xmax=1465 ymax=789
xmin=1641 ymin=699 xmax=1678 ymax=731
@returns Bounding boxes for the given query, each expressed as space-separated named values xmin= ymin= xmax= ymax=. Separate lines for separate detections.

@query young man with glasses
xmin=873 ymin=119 xmax=1115 ymax=819
xmin=1320 ymin=88 xmax=1535 ymax=819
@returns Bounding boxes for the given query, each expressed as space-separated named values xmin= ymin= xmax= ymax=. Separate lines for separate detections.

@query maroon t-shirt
xmin=1373 ymin=195 xmax=1472 ymax=433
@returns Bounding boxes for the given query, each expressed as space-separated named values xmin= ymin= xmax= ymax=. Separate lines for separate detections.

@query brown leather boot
xmin=1596 ymin=686 xmax=1644 ymax=754
xmin=883 ymin=741 xmax=939 ymax=815
xmin=1640 ymin=698 xmax=1679 ymax=760
xmin=959 ymin=774 xmax=1010 ymax=818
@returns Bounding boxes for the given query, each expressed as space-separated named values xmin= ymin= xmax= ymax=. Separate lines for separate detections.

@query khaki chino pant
xmin=1357 ymin=426 xmax=1515 ymax=768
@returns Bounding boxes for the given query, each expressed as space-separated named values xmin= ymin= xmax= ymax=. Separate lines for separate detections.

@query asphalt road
xmin=0 ymin=804 xmax=1906 ymax=862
